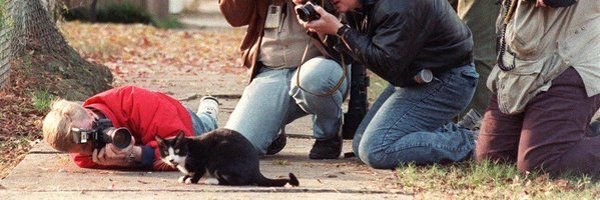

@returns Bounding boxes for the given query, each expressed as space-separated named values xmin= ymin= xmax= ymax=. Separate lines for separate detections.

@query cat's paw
xmin=203 ymin=178 xmax=220 ymax=185
xmin=178 ymin=176 xmax=190 ymax=184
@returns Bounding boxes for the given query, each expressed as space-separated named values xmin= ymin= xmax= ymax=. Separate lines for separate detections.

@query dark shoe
xmin=266 ymin=128 xmax=287 ymax=155
xmin=309 ymin=134 xmax=342 ymax=159
xmin=457 ymin=109 xmax=483 ymax=130
xmin=588 ymin=120 xmax=600 ymax=137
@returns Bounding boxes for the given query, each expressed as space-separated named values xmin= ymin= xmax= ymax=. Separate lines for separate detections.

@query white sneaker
xmin=197 ymin=96 xmax=219 ymax=121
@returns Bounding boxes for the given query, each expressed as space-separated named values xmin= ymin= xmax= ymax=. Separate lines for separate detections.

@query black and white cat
xmin=155 ymin=128 xmax=299 ymax=187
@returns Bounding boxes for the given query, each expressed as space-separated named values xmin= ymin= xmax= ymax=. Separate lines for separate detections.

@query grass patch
xmin=367 ymin=73 xmax=387 ymax=102
xmin=31 ymin=90 xmax=54 ymax=112
xmin=394 ymin=160 xmax=600 ymax=199
xmin=151 ymin=15 xmax=183 ymax=29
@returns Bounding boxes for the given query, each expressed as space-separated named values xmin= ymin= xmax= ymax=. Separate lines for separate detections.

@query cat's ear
xmin=174 ymin=131 xmax=186 ymax=145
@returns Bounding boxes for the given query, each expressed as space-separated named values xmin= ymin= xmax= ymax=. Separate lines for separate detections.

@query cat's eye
xmin=174 ymin=149 xmax=179 ymax=154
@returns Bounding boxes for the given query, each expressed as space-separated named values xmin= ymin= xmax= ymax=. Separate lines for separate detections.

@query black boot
xmin=266 ymin=128 xmax=287 ymax=155
xmin=457 ymin=109 xmax=483 ymax=130
xmin=588 ymin=120 xmax=600 ymax=137
xmin=309 ymin=133 xmax=342 ymax=159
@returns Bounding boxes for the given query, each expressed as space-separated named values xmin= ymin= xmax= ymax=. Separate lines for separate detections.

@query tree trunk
xmin=0 ymin=0 xmax=112 ymax=100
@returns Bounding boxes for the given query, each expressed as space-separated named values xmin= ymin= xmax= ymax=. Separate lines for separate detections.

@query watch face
xmin=127 ymin=152 xmax=136 ymax=163
xmin=337 ymin=25 xmax=350 ymax=37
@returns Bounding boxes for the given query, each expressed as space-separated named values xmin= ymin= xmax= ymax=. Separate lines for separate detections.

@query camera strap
xmin=496 ymin=0 xmax=517 ymax=71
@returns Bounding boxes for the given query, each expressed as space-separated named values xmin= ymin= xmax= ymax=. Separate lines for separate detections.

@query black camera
xmin=71 ymin=118 xmax=132 ymax=150
xmin=543 ymin=0 xmax=577 ymax=7
xmin=296 ymin=0 xmax=336 ymax=22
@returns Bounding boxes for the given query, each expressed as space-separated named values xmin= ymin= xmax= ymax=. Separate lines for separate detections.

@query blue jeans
xmin=225 ymin=57 xmax=348 ymax=154
xmin=352 ymin=64 xmax=478 ymax=169
xmin=187 ymin=109 xmax=218 ymax=136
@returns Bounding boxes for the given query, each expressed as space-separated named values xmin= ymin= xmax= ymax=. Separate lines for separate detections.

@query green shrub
xmin=96 ymin=3 xmax=151 ymax=24
xmin=62 ymin=3 xmax=151 ymax=24
xmin=62 ymin=6 xmax=90 ymax=22
xmin=62 ymin=3 xmax=181 ymax=29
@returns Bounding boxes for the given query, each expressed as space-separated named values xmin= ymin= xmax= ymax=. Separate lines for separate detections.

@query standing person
xmin=42 ymin=86 xmax=219 ymax=170
xmin=295 ymin=0 xmax=478 ymax=168
xmin=452 ymin=0 xmax=500 ymax=130
xmin=219 ymin=0 xmax=349 ymax=159
xmin=476 ymin=0 xmax=600 ymax=176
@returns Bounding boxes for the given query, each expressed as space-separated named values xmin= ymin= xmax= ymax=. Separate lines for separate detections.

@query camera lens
xmin=296 ymin=7 xmax=310 ymax=22
xmin=109 ymin=128 xmax=132 ymax=149
xmin=296 ymin=4 xmax=320 ymax=22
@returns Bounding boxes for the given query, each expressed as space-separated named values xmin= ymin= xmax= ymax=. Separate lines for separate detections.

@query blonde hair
xmin=42 ymin=100 xmax=88 ymax=152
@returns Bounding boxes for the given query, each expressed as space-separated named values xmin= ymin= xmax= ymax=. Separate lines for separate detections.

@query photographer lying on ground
xmin=42 ymin=86 xmax=219 ymax=170
xmin=476 ymin=0 xmax=600 ymax=177
xmin=294 ymin=0 xmax=478 ymax=168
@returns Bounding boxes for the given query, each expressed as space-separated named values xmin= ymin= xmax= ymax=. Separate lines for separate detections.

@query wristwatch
xmin=126 ymin=151 xmax=136 ymax=164
xmin=336 ymin=24 xmax=351 ymax=38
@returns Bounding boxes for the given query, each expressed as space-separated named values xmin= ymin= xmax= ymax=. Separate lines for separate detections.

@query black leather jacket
xmin=338 ymin=0 xmax=474 ymax=87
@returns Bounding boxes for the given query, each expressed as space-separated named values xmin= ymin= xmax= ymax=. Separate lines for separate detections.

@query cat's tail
xmin=256 ymin=173 xmax=299 ymax=187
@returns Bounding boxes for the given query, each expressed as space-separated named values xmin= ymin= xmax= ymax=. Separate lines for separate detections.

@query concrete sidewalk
xmin=0 ymin=138 xmax=409 ymax=199
xmin=0 ymin=72 xmax=412 ymax=199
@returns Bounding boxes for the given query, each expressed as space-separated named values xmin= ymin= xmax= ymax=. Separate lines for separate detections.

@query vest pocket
xmin=505 ymin=5 xmax=546 ymax=60
xmin=493 ymin=52 xmax=544 ymax=114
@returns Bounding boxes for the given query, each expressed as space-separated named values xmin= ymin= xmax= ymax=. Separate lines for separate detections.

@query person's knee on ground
xmin=224 ymin=68 xmax=296 ymax=156
xmin=357 ymin=144 xmax=396 ymax=169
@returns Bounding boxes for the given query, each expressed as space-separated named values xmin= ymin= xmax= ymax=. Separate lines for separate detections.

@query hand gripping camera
xmin=71 ymin=118 xmax=132 ymax=150
xmin=296 ymin=0 xmax=336 ymax=22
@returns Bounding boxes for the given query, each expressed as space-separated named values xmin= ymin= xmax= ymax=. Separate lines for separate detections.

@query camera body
xmin=71 ymin=118 xmax=132 ymax=150
xmin=296 ymin=0 xmax=336 ymax=22
xmin=542 ymin=0 xmax=577 ymax=7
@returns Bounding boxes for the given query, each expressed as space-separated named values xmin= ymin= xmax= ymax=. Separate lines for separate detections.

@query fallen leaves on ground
xmin=59 ymin=21 xmax=247 ymax=85
xmin=0 ymin=68 xmax=45 ymax=178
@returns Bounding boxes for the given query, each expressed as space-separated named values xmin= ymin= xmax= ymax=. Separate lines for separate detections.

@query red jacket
xmin=70 ymin=86 xmax=194 ymax=170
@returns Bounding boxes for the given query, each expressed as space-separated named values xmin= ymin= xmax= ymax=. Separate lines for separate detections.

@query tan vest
xmin=259 ymin=3 xmax=320 ymax=68
xmin=487 ymin=0 xmax=600 ymax=114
